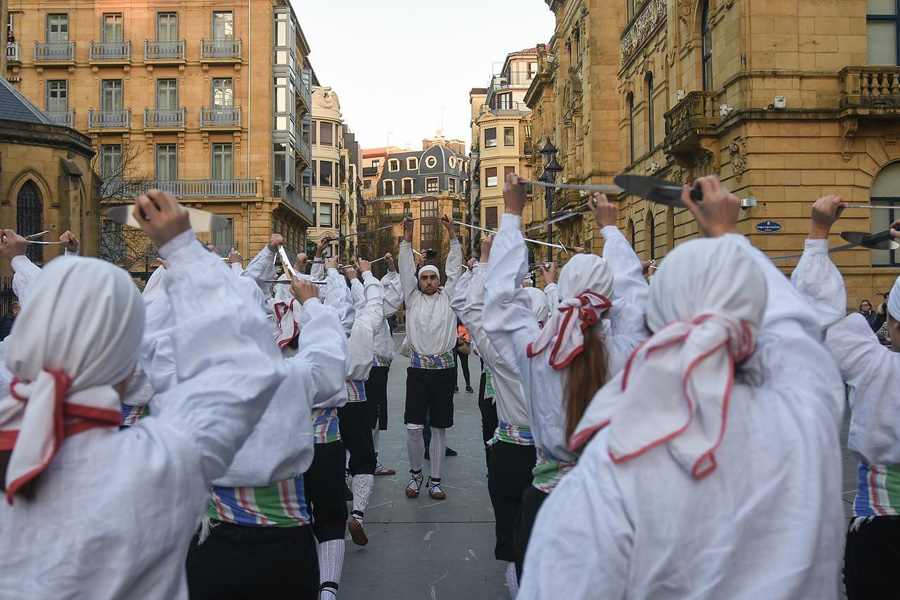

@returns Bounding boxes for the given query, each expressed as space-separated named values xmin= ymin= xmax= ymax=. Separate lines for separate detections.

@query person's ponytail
xmin=565 ymin=327 xmax=610 ymax=447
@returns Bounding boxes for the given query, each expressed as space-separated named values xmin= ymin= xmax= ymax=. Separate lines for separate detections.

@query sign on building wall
xmin=756 ymin=221 xmax=782 ymax=234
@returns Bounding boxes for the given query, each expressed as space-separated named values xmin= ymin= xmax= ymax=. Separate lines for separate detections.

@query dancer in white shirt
xmin=518 ymin=176 xmax=846 ymax=600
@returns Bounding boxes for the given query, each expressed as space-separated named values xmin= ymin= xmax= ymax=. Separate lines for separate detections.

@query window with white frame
xmin=402 ymin=178 xmax=414 ymax=194
xmin=102 ymin=13 xmax=124 ymax=43
xmin=45 ymin=80 xmax=68 ymax=112
xmin=484 ymin=128 xmax=497 ymax=148
xmin=485 ymin=167 xmax=498 ymax=187
xmin=213 ymin=78 xmax=233 ymax=108
xmin=319 ymin=203 xmax=332 ymax=227
xmin=407 ymin=157 xmax=418 ymax=170
xmin=156 ymin=144 xmax=178 ymax=181
xmin=212 ymin=143 xmax=234 ymax=179
xmin=384 ymin=180 xmax=395 ymax=195
xmin=426 ymin=178 xmax=439 ymax=193
xmin=99 ymin=144 xmax=122 ymax=180
xmin=46 ymin=14 xmax=68 ymax=43
xmin=388 ymin=159 xmax=400 ymax=172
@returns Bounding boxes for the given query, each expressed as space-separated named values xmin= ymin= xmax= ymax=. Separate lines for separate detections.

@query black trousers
xmin=513 ymin=485 xmax=549 ymax=580
xmin=338 ymin=401 xmax=376 ymax=476
xmin=844 ymin=515 xmax=900 ymax=599
xmin=488 ymin=441 xmax=537 ymax=562
xmin=365 ymin=365 xmax=390 ymax=431
xmin=478 ymin=372 xmax=499 ymax=469
xmin=456 ymin=350 xmax=471 ymax=387
xmin=186 ymin=522 xmax=319 ymax=600
xmin=302 ymin=441 xmax=348 ymax=542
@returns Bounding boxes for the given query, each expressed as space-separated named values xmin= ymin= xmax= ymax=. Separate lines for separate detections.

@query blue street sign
xmin=756 ymin=221 xmax=782 ymax=234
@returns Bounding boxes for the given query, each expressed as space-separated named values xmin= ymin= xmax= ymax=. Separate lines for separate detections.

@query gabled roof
xmin=0 ymin=77 xmax=53 ymax=125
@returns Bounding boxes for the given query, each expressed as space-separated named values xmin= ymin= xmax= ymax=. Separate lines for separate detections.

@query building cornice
xmin=0 ymin=120 xmax=94 ymax=157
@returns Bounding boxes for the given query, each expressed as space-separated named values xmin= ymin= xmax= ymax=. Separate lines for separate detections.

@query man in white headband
xmin=518 ymin=177 xmax=845 ymax=600
xmin=398 ymin=214 xmax=463 ymax=501
xmin=0 ymin=190 xmax=285 ymax=599
xmin=792 ymin=195 xmax=900 ymax=599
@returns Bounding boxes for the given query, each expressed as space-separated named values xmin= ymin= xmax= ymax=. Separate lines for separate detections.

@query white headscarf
xmin=418 ymin=265 xmax=439 ymax=278
xmin=527 ymin=254 xmax=614 ymax=369
xmin=525 ymin=286 xmax=550 ymax=325
xmin=570 ymin=237 xmax=766 ymax=479
xmin=0 ymin=257 xmax=144 ymax=503
xmin=270 ymin=276 xmax=301 ymax=349
xmin=888 ymin=276 xmax=900 ymax=321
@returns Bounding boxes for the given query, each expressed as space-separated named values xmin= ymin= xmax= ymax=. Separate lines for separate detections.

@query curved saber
xmin=454 ymin=221 xmax=574 ymax=251
xmin=522 ymin=179 xmax=624 ymax=194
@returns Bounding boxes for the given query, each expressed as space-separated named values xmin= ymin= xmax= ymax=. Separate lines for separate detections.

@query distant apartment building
xmin=4 ymin=0 xmax=316 ymax=276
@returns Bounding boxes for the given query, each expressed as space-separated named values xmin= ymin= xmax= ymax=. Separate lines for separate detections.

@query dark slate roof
xmin=0 ymin=78 xmax=53 ymax=125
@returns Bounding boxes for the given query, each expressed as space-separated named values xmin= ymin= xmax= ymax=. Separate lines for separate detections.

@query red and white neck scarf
xmin=570 ymin=236 xmax=766 ymax=479
xmin=527 ymin=254 xmax=614 ymax=370
xmin=0 ymin=257 xmax=144 ymax=503
xmin=271 ymin=276 xmax=301 ymax=349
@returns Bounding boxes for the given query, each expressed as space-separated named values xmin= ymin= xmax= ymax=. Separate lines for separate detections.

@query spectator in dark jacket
xmin=0 ymin=302 xmax=20 ymax=340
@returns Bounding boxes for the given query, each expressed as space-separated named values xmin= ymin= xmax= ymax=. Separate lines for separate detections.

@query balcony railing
xmin=664 ymin=91 xmax=719 ymax=138
xmin=200 ymin=106 xmax=241 ymax=127
xmin=44 ymin=109 xmax=75 ymax=128
xmin=298 ymin=70 xmax=312 ymax=110
xmin=200 ymin=39 xmax=242 ymax=60
xmin=131 ymin=179 xmax=258 ymax=198
xmin=34 ymin=42 xmax=76 ymax=62
xmin=144 ymin=108 xmax=186 ymax=128
xmin=297 ymin=135 xmax=311 ymax=164
xmin=273 ymin=181 xmax=314 ymax=223
xmin=362 ymin=167 xmax=378 ymax=176
xmin=840 ymin=66 xmax=900 ymax=111
xmin=145 ymin=40 xmax=186 ymax=61
xmin=488 ymin=100 xmax=530 ymax=112
xmin=88 ymin=108 xmax=131 ymax=129
xmin=90 ymin=41 xmax=131 ymax=61
xmin=6 ymin=42 xmax=20 ymax=63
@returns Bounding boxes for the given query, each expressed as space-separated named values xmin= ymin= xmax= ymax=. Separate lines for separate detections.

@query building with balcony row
xmin=4 ymin=0 xmax=317 ymax=277
xmin=526 ymin=0 xmax=900 ymax=306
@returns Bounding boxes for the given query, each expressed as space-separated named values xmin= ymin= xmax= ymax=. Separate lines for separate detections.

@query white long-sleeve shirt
xmin=0 ymin=230 xmax=284 ymax=600
xmin=792 ymin=238 xmax=900 ymax=467
xmin=398 ymin=238 xmax=462 ymax=358
xmin=483 ymin=214 xmax=648 ymax=467
xmin=519 ymin=235 xmax=846 ymax=600
xmin=214 ymin=298 xmax=349 ymax=488
xmin=452 ymin=261 xmax=529 ymax=427
xmin=346 ymin=272 xmax=385 ymax=383
xmin=374 ymin=271 xmax=403 ymax=363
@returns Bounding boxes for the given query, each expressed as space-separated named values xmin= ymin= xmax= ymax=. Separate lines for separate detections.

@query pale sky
xmin=291 ymin=0 xmax=555 ymax=151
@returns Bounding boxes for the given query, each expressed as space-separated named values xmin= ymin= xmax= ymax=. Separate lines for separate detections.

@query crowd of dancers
xmin=0 ymin=173 xmax=896 ymax=600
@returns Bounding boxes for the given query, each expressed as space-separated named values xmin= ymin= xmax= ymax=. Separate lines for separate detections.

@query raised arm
xmin=1 ymin=230 xmax=41 ymax=308
xmin=381 ymin=255 xmax=403 ymax=318
xmin=441 ymin=216 xmax=463 ymax=298
xmin=590 ymin=195 xmax=648 ymax=308
xmin=398 ymin=217 xmax=419 ymax=308
xmin=346 ymin=261 xmax=385 ymax=381
xmin=241 ymin=235 xmax=283 ymax=295
xmin=134 ymin=191 xmax=284 ymax=486
xmin=320 ymin=255 xmax=355 ymax=335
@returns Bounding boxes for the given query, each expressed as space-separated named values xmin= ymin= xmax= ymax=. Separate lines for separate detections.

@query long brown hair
xmin=565 ymin=326 xmax=610 ymax=447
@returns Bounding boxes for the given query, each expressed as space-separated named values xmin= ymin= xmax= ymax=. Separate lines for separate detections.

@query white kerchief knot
xmin=571 ymin=236 xmax=767 ymax=479
xmin=0 ymin=257 xmax=144 ymax=503
xmin=527 ymin=253 xmax=614 ymax=370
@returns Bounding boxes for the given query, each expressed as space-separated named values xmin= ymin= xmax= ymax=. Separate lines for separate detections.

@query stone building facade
xmin=5 ymin=0 xmax=316 ymax=276
xmin=527 ymin=0 xmax=900 ymax=307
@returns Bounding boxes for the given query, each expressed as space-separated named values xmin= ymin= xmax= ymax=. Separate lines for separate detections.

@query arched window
xmin=627 ymin=93 xmax=636 ymax=164
xmin=17 ymin=181 xmax=43 ymax=264
xmin=645 ymin=73 xmax=655 ymax=150
xmin=701 ymin=1 xmax=713 ymax=91
xmin=871 ymin=161 xmax=900 ymax=266
xmin=627 ymin=217 xmax=636 ymax=249
xmin=646 ymin=211 xmax=656 ymax=260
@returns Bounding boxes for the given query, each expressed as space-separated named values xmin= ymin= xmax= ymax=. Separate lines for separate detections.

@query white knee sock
xmin=318 ymin=539 xmax=344 ymax=599
xmin=372 ymin=428 xmax=380 ymax=454
xmin=351 ymin=474 xmax=374 ymax=520
xmin=506 ymin=561 xmax=519 ymax=598
xmin=429 ymin=427 xmax=446 ymax=480
xmin=406 ymin=427 xmax=424 ymax=473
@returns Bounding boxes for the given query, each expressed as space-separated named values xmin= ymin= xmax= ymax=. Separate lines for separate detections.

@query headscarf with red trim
xmin=0 ymin=257 xmax=144 ymax=503
xmin=269 ymin=275 xmax=301 ymax=349
xmin=570 ymin=236 xmax=766 ymax=479
xmin=527 ymin=253 xmax=614 ymax=369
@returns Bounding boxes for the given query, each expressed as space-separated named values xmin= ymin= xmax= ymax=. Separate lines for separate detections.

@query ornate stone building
xmin=527 ymin=0 xmax=900 ymax=306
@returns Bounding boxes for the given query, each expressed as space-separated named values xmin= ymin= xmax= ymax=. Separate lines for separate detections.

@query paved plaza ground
xmin=339 ymin=334 xmax=859 ymax=600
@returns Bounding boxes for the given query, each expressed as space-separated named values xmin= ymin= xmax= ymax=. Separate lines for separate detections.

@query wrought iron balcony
xmin=34 ymin=42 xmax=76 ymax=62
xmin=90 ymin=41 xmax=131 ymax=61
xmin=200 ymin=107 xmax=241 ymax=128
xmin=134 ymin=179 xmax=258 ymax=198
xmin=840 ymin=66 xmax=900 ymax=116
xmin=362 ymin=167 xmax=378 ymax=177
xmin=88 ymin=108 xmax=131 ymax=129
xmin=44 ymin=109 xmax=75 ymax=128
xmin=6 ymin=42 xmax=20 ymax=63
xmin=663 ymin=91 xmax=719 ymax=164
xmin=145 ymin=40 xmax=186 ymax=61
xmin=144 ymin=108 xmax=186 ymax=129
xmin=200 ymin=39 xmax=242 ymax=60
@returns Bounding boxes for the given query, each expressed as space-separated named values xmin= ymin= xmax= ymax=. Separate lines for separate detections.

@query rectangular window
xmin=157 ymin=12 xmax=178 ymax=42
xmin=156 ymin=79 xmax=178 ymax=110
xmin=99 ymin=144 xmax=122 ymax=180
xmin=45 ymin=80 xmax=68 ymax=112
xmin=46 ymin=14 xmax=68 ymax=43
xmin=101 ymin=80 xmax=123 ymax=111
xmin=426 ymin=177 xmax=439 ymax=193
xmin=484 ymin=128 xmax=497 ymax=148
xmin=485 ymin=206 xmax=499 ymax=230
xmin=320 ymin=161 xmax=333 ymax=187
xmin=372 ymin=159 xmax=380 ymax=169
xmin=156 ymin=144 xmax=178 ymax=181
xmin=212 ymin=12 xmax=234 ymax=41
xmin=384 ymin=180 xmax=395 ymax=195
xmin=496 ymin=92 xmax=513 ymax=110
xmin=407 ymin=157 xmax=418 ymax=170
xmin=504 ymin=127 xmax=515 ymax=146
xmin=320 ymin=122 xmax=333 ymax=146
xmin=212 ymin=78 xmax=233 ymax=108
xmin=102 ymin=13 xmax=124 ymax=43
xmin=364 ymin=180 xmax=372 ymax=190
xmin=311 ymin=121 xmax=317 ymax=144
xmin=319 ymin=203 xmax=332 ymax=227
xmin=312 ymin=203 xmax=317 ymax=226
xmin=403 ymin=179 xmax=414 ymax=194
xmin=504 ymin=166 xmax=516 ymax=181
xmin=101 ymin=220 xmax=125 ymax=262
xmin=871 ymin=199 xmax=900 ymax=265
xmin=311 ymin=160 xmax=317 ymax=186
xmin=212 ymin=218 xmax=234 ymax=249
xmin=485 ymin=167 xmax=498 ymax=187
xmin=212 ymin=143 xmax=233 ymax=180
xmin=421 ymin=198 xmax=438 ymax=218
xmin=867 ymin=0 xmax=899 ymax=66
xmin=448 ymin=178 xmax=456 ymax=193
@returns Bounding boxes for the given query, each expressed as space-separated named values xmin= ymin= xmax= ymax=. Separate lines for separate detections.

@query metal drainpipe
xmin=246 ymin=0 xmax=252 ymax=254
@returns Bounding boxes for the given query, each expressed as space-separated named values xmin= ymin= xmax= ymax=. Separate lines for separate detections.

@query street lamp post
xmin=539 ymin=139 xmax=563 ymax=261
